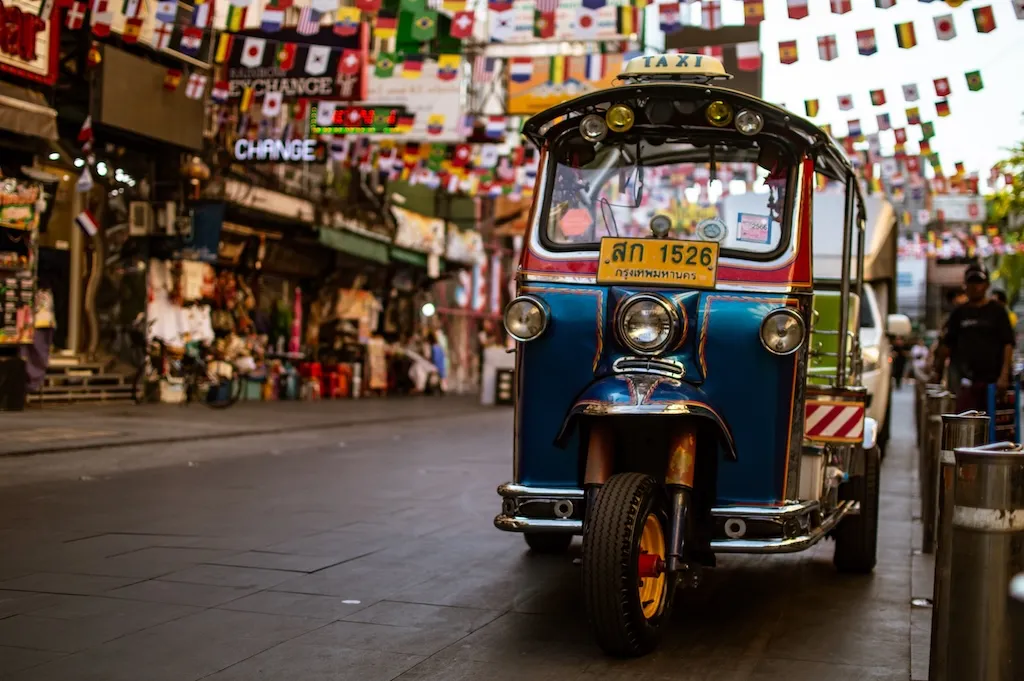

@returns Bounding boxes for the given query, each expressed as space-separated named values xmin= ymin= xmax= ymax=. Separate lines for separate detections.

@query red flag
xmin=450 ymin=10 xmax=474 ymax=38
xmin=894 ymin=128 xmax=907 ymax=144
xmin=338 ymin=49 xmax=361 ymax=76
xmin=452 ymin=144 xmax=472 ymax=167
xmin=934 ymin=77 xmax=950 ymax=97
xmin=906 ymin=157 xmax=921 ymax=175
xmin=355 ymin=0 xmax=380 ymax=10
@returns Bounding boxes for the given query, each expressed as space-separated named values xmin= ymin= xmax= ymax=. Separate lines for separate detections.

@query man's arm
xmin=933 ymin=311 xmax=958 ymax=380
xmin=996 ymin=305 xmax=1016 ymax=390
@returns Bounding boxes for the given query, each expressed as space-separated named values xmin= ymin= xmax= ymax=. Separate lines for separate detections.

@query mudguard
xmin=555 ymin=373 xmax=738 ymax=460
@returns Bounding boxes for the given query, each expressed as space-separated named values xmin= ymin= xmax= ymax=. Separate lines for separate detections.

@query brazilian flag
xmin=375 ymin=53 xmax=397 ymax=78
xmin=410 ymin=10 xmax=437 ymax=41
xmin=920 ymin=121 xmax=935 ymax=139
xmin=965 ymin=70 xmax=983 ymax=92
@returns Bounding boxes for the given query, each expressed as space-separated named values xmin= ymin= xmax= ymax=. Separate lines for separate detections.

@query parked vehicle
xmin=495 ymin=54 xmax=880 ymax=656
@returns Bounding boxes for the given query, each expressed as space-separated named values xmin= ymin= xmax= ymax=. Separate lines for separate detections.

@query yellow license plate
xmin=596 ymin=238 xmax=719 ymax=288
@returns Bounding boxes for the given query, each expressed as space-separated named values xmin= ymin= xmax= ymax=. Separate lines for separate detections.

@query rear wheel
xmin=523 ymin=533 xmax=573 ymax=554
xmin=582 ymin=473 xmax=674 ymax=657
xmin=833 ymin=445 xmax=880 ymax=574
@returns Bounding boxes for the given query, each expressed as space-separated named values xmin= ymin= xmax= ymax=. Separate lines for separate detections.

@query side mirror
xmin=887 ymin=313 xmax=912 ymax=338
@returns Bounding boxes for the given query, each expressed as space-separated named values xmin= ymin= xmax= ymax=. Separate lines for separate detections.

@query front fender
xmin=556 ymin=374 xmax=738 ymax=460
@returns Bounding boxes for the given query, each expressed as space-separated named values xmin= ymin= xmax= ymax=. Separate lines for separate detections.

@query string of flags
xmin=804 ymin=69 xmax=986 ymax=117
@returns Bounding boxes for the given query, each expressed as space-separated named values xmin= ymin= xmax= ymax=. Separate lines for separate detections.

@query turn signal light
xmin=606 ymin=105 xmax=635 ymax=133
xmin=705 ymin=100 xmax=733 ymax=127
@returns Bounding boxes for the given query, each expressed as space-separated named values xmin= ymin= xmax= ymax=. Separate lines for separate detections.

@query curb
xmin=0 ymin=404 xmax=495 ymax=458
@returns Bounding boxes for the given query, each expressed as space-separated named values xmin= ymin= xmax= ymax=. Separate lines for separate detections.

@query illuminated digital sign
xmin=234 ymin=138 xmax=320 ymax=163
xmin=310 ymin=104 xmax=415 ymax=135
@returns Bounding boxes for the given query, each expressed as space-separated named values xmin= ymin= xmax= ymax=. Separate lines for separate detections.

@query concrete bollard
xmin=1010 ymin=573 xmax=1024 ymax=680
xmin=947 ymin=441 xmax=1024 ymax=681
xmin=928 ymin=411 xmax=990 ymax=681
xmin=922 ymin=390 xmax=955 ymax=554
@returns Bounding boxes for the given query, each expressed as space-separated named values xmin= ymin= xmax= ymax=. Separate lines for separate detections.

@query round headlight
xmin=735 ymin=109 xmax=764 ymax=136
xmin=759 ymin=309 xmax=805 ymax=355
xmin=504 ymin=296 xmax=548 ymax=342
xmin=579 ymin=114 xmax=608 ymax=142
xmin=618 ymin=294 xmax=677 ymax=355
xmin=705 ymin=100 xmax=734 ymax=127
xmin=606 ymin=104 xmax=635 ymax=133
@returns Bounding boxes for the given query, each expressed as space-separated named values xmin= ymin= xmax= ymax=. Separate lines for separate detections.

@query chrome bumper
xmin=494 ymin=482 xmax=858 ymax=554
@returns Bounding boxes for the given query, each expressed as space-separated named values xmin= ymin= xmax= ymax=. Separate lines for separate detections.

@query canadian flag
xmin=735 ymin=42 xmax=761 ymax=72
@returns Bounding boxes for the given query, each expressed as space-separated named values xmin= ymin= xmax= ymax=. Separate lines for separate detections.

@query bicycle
xmin=132 ymin=334 xmax=243 ymax=409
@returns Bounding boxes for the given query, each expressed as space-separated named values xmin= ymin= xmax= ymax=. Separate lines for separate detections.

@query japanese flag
xmin=240 ymin=37 xmax=266 ymax=67
xmin=262 ymin=91 xmax=283 ymax=117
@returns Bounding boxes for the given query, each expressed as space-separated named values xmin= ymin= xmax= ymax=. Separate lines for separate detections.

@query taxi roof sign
xmin=619 ymin=53 xmax=732 ymax=83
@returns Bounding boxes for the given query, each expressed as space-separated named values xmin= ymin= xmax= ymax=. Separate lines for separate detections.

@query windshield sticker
xmin=559 ymin=208 xmax=593 ymax=237
xmin=696 ymin=218 xmax=727 ymax=242
xmin=737 ymin=213 xmax=771 ymax=244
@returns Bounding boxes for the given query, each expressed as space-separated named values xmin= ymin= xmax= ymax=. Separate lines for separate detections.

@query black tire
xmin=582 ymin=473 xmax=674 ymax=657
xmin=833 ymin=445 xmax=880 ymax=574
xmin=523 ymin=533 xmax=573 ymax=554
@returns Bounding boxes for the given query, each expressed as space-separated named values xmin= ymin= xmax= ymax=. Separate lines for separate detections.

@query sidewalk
xmin=0 ymin=397 xmax=489 ymax=457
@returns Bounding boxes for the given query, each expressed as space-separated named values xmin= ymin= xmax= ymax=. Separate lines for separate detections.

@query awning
xmin=319 ymin=227 xmax=390 ymax=265
xmin=0 ymin=82 xmax=58 ymax=141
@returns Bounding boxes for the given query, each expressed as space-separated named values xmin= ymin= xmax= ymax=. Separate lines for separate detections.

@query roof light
xmin=579 ymin=114 xmax=608 ymax=142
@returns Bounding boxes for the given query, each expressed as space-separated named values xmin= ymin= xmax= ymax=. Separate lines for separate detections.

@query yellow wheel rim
xmin=638 ymin=513 xmax=667 ymax=619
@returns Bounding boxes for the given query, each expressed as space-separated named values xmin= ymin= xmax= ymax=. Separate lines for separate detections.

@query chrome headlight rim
xmin=616 ymin=293 xmax=680 ymax=356
xmin=504 ymin=295 xmax=549 ymax=343
xmin=759 ymin=308 xmax=806 ymax=356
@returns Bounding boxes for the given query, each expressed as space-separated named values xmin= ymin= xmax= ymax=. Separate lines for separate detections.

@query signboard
xmin=392 ymin=206 xmax=444 ymax=255
xmin=363 ymin=58 xmax=464 ymax=141
xmin=233 ymin=138 xmax=321 ymax=162
xmin=309 ymin=104 xmax=410 ymax=135
xmin=507 ymin=54 xmax=624 ymax=115
xmin=931 ymin=195 xmax=987 ymax=223
xmin=0 ymin=0 xmax=59 ymax=85
xmin=226 ymin=26 xmax=363 ymax=102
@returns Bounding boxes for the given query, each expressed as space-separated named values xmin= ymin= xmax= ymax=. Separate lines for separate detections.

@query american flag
xmin=473 ymin=55 xmax=495 ymax=83
xmin=297 ymin=7 xmax=321 ymax=36
xmin=536 ymin=0 xmax=558 ymax=11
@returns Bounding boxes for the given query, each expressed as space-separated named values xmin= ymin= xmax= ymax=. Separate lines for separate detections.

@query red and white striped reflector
xmin=804 ymin=400 xmax=864 ymax=442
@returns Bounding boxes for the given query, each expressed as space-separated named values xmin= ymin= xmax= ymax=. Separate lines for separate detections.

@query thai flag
xmin=75 ymin=211 xmax=98 ymax=237
xmin=509 ymin=57 xmax=533 ymax=83
xmin=297 ymin=7 xmax=321 ymax=35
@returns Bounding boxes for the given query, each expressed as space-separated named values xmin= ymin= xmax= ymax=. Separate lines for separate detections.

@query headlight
xmin=504 ymin=296 xmax=548 ymax=342
xmin=759 ymin=308 xmax=805 ymax=355
xmin=618 ymin=294 xmax=677 ymax=355
xmin=862 ymin=346 xmax=880 ymax=372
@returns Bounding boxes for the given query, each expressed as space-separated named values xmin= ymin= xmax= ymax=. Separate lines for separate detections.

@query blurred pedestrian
xmin=932 ymin=264 xmax=1015 ymax=411
xmin=428 ymin=331 xmax=447 ymax=395
xmin=910 ymin=338 xmax=929 ymax=382
xmin=891 ymin=336 xmax=908 ymax=389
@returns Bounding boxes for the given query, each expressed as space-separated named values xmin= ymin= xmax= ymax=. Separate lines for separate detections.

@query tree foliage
xmin=989 ymin=141 xmax=1024 ymax=226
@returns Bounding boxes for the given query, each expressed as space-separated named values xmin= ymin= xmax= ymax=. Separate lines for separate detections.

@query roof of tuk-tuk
xmin=520 ymin=81 xmax=856 ymax=181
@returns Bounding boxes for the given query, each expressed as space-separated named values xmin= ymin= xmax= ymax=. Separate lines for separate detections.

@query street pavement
xmin=0 ymin=389 xmax=926 ymax=680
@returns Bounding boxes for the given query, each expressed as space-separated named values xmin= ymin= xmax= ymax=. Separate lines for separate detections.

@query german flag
xmin=919 ymin=139 xmax=932 ymax=155
xmin=935 ymin=98 xmax=950 ymax=117
xmin=965 ymin=70 xmax=984 ymax=91
xmin=375 ymin=11 xmax=398 ymax=39
xmin=895 ymin=21 xmax=916 ymax=49
xmin=804 ymin=99 xmax=819 ymax=117
xmin=214 ymin=33 xmax=234 ymax=64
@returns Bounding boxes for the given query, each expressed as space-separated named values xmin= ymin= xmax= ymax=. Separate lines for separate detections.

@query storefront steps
xmin=28 ymin=357 xmax=134 ymax=406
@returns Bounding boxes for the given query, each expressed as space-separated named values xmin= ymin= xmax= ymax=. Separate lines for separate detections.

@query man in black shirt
xmin=933 ymin=264 xmax=1016 ymax=411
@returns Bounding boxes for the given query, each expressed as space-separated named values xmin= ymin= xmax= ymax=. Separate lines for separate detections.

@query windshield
xmin=542 ymin=134 xmax=794 ymax=259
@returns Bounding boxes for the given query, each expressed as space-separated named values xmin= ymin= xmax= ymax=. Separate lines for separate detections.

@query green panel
xmin=391 ymin=247 xmax=428 ymax=268
xmin=808 ymin=291 xmax=860 ymax=386
xmin=318 ymin=229 xmax=390 ymax=265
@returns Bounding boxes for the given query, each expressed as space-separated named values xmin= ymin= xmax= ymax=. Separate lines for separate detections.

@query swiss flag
xmin=452 ymin=144 xmax=472 ymax=167
xmin=450 ymin=11 xmax=474 ymax=39
xmin=338 ymin=49 xmax=361 ymax=76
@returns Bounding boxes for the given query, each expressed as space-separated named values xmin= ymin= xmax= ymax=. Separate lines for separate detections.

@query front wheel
xmin=833 ymin=445 xmax=881 ymax=574
xmin=582 ymin=473 xmax=674 ymax=657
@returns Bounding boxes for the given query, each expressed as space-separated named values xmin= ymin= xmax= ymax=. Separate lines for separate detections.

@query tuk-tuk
xmin=495 ymin=54 xmax=878 ymax=656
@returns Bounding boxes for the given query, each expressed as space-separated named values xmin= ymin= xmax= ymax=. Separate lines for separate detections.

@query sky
xmin=646 ymin=0 xmax=1024 ymax=186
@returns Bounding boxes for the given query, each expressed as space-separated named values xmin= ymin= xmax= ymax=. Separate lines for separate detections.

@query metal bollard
xmin=918 ymin=385 xmax=944 ymax=507
xmin=922 ymin=390 xmax=955 ymax=554
xmin=928 ymin=411 xmax=990 ymax=681
xmin=1010 ymin=573 xmax=1024 ymax=680
xmin=947 ymin=441 xmax=1024 ymax=681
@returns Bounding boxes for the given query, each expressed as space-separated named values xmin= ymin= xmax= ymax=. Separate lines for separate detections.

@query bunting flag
xmin=787 ymin=0 xmax=808 ymax=19
xmin=191 ymin=0 xmax=210 ymax=28
xmin=509 ymin=56 xmax=532 ymax=83
xmin=275 ymin=42 xmax=296 ymax=69
xmin=779 ymin=40 xmax=798 ymax=64
xmin=534 ymin=10 xmax=555 ymax=38
xmin=586 ymin=53 xmax=606 ymax=80
xmin=296 ymin=6 xmax=321 ymax=35
xmin=934 ymin=77 xmax=951 ymax=97
xmin=743 ymin=0 xmax=764 ymax=24
xmin=919 ymin=140 xmax=932 ymax=156
xmin=213 ymin=33 xmax=233 ymax=63
xmin=965 ymin=70 xmax=984 ymax=91
xmin=225 ymin=4 xmax=246 ymax=31
xmin=804 ymin=99 xmax=820 ymax=117
xmin=817 ymin=34 xmax=838 ymax=61
xmin=870 ymin=89 xmax=886 ymax=106
xmin=179 ymin=26 xmax=202 ymax=55
xmin=735 ymin=41 xmax=761 ymax=71
xmin=211 ymin=80 xmax=229 ymax=103
xmin=820 ymin=123 xmax=832 ymax=137
xmin=831 ymin=0 xmax=851 ymax=12
xmin=410 ymin=9 xmax=438 ymax=40
xmin=876 ymin=0 xmax=896 ymax=5
xmin=240 ymin=36 xmax=266 ymax=67
xmin=838 ymin=93 xmax=853 ymax=110
xmin=163 ymin=67 xmax=182 ymax=90
xmin=848 ymin=119 xmax=862 ymax=138
xmin=973 ymin=5 xmax=996 ymax=32
xmin=262 ymin=6 xmax=284 ymax=31
xmin=402 ymin=55 xmax=424 ymax=79
xmin=549 ymin=55 xmax=566 ymax=84
xmin=123 ymin=17 xmax=142 ymax=42
xmin=936 ymin=98 xmax=951 ymax=117
xmin=894 ymin=128 xmax=907 ymax=143
xmin=934 ymin=13 xmax=956 ymax=39
xmin=65 ymin=2 xmax=85 ymax=29
xmin=239 ymin=86 xmax=254 ymax=112
xmin=906 ymin=106 xmax=921 ymax=124
xmin=450 ymin=10 xmax=474 ymax=38
xmin=374 ymin=52 xmax=396 ymax=77
xmin=920 ymin=121 xmax=935 ymax=138
xmin=902 ymin=83 xmax=919 ymax=101
xmin=186 ymin=73 xmax=208 ymax=100
xmin=356 ymin=0 xmax=380 ymax=9
xmin=659 ymin=2 xmax=681 ymax=32
xmin=895 ymin=21 xmax=916 ymax=48
xmin=1014 ymin=0 xmax=1024 ymax=20
xmin=876 ymin=113 xmax=891 ymax=130
xmin=437 ymin=54 xmax=461 ymax=81
xmin=856 ymin=28 xmax=877 ymax=55
xmin=375 ymin=11 xmax=398 ymax=38
xmin=618 ymin=6 xmax=639 ymax=34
